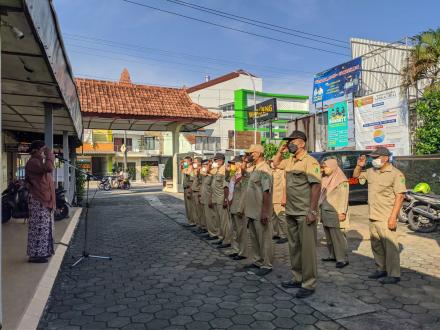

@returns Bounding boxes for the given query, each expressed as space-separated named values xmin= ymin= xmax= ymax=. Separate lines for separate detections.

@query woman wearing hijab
xmin=319 ymin=158 xmax=349 ymax=268
xmin=25 ymin=140 xmax=56 ymax=263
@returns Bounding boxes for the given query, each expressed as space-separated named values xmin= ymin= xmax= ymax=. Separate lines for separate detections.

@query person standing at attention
xmin=353 ymin=147 xmax=406 ymax=284
xmin=273 ymin=131 xmax=321 ymax=298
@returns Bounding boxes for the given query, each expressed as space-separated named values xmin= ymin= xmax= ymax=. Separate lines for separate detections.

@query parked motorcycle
xmin=97 ymin=176 xmax=112 ymax=191
xmin=119 ymin=178 xmax=131 ymax=190
xmin=2 ymin=181 xmax=29 ymax=223
xmin=54 ymin=188 xmax=70 ymax=221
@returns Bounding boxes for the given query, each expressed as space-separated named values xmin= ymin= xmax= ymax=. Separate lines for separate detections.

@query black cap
xmin=213 ymin=153 xmax=225 ymax=161
xmin=228 ymin=156 xmax=242 ymax=164
xmin=201 ymin=159 xmax=209 ymax=164
xmin=369 ymin=147 xmax=392 ymax=157
xmin=283 ymin=130 xmax=307 ymax=142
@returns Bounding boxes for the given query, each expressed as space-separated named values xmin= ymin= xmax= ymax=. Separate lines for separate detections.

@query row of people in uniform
xmin=181 ymin=130 xmax=406 ymax=298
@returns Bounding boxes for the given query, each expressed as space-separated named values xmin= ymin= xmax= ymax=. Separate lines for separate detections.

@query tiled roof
xmin=186 ymin=70 xmax=258 ymax=93
xmin=75 ymin=76 xmax=218 ymax=122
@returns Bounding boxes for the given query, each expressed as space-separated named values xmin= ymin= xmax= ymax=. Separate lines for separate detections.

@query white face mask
xmin=193 ymin=163 xmax=198 ymax=169
xmin=372 ymin=158 xmax=383 ymax=169
xmin=212 ymin=162 xmax=219 ymax=169
xmin=201 ymin=167 xmax=207 ymax=173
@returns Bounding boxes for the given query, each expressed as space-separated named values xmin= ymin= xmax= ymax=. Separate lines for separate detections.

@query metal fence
xmin=394 ymin=155 xmax=440 ymax=194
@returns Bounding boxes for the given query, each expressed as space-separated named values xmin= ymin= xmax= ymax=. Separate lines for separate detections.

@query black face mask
xmin=247 ymin=155 xmax=254 ymax=163
xmin=287 ymin=143 xmax=298 ymax=154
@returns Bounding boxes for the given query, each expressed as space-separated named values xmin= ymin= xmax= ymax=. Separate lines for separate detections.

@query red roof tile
xmin=186 ymin=70 xmax=258 ymax=93
xmin=75 ymin=75 xmax=219 ymax=122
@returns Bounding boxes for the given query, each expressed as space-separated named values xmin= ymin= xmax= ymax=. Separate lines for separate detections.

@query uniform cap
xmin=283 ymin=130 xmax=307 ymax=142
xmin=228 ymin=156 xmax=242 ymax=164
xmin=213 ymin=153 xmax=225 ymax=160
xmin=369 ymin=147 xmax=392 ymax=157
xmin=201 ymin=159 xmax=209 ymax=164
xmin=246 ymin=144 xmax=264 ymax=154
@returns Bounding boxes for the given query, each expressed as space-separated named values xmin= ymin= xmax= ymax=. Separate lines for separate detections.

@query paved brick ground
xmin=38 ymin=187 xmax=440 ymax=330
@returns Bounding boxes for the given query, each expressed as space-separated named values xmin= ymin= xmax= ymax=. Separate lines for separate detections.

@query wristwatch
xmin=310 ymin=210 xmax=318 ymax=216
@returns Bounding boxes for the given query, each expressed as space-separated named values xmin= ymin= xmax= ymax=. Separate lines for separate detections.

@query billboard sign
xmin=327 ymin=100 xmax=349 ymax=148
xmin=313 ymin=58 xmax=362 ymax=103
xmin=354 ymin=87 xmax=410 ymax=156
xmin=247 ymin=98 xmax=277 ymax=125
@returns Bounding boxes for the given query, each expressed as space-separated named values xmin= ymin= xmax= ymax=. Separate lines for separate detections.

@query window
xmin=219 ymin=103 xmax=234 ymax=112
xmin=114 ymin=137 xmax=132 ymax=152
xmin=143 ymin=137 xmax=158 ymax=150
xmin=195 ymin=136 xmax=220 ymax=151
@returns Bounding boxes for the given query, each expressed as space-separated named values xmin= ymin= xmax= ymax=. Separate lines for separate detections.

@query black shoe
xmin=336 ymin=261 xmax=349 ymax=269
xmin=212 ymin=240 xmax=223 ymax=245
xmin=206 ymin=236 xmax=218 ymax=240
xmin=281 ymin=280 xmax=302 ymax=289
xmin=28 ymin=257 xmax=48 ymax=263
xmin=198 ymin=232 xmax=210 ymax=237
xmin=233 ymin=255 xmax=247 ymax=261
xmin=183 ymin=224 xmax=196 ymax=228
xmin=296 ymin=288 xmax=315 ymax=299
xmin=321 ymin=257 xmax=336 ymax=262
xmin=217 ymin=243 xmax=231 ymax=249
xmin=243 ymin=264 xmax=260 ymax=270
xmin=256 ymin=268 xmax=272 ymax=276
xmin=228 ymin=253 xmax=239 ymax=258
xmin=277 ymin=238 xmax=288 ymax=244
xmin=272 ymin=235 xmax=281 ymax=240
xmin=368 ymin=271 xmax=387 ymax=279
xmin=379 ymin=276 xmax=400 ymax=284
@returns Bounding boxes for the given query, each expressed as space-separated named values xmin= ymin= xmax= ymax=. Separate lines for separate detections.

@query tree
xmin=402 ymin=28 xmax=440 ymax=89
xmin=414 ymin=85 xmax=440 ymax=154
xmin=163 ymin=157 xmax=173 ymax=179
xmin=263 ymin=141 xmax=289 ymax=160
xmin=141 ymin=164 xmax=150 ymax=182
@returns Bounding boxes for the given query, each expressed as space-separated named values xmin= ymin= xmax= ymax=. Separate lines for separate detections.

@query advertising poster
xmin=313 ymin=58 xmax=362 ymax=103
xmin=354 ymin=87 xmax=410 ymax=156
xmin=327 ymin=101 xmax=349 ymax=148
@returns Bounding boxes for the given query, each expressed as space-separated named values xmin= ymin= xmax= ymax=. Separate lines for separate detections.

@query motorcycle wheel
xmin=103 ymin=183 xmax=111 ymax=191
xmin=407 ymin=203 xmax=438 ymax=233
xmin=398 ymin=204 xmax=409 ymax=223
xmin=2 ymin=205 xmax=12 ymax=223
xmin=97 ymin=183 xmax=104 ymax=190
xmin=54 ymin=205 xmax=69 ymax=221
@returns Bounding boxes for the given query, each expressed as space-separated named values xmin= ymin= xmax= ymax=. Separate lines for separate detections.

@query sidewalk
xmin=38 ymin=187 xmax=440 ymax=329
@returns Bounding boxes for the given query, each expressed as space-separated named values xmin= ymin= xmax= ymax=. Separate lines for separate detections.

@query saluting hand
xmin=357 ymin=155 xmax=367 ymax=167
xmin=279 ymin=142 xmax=288 ymax=153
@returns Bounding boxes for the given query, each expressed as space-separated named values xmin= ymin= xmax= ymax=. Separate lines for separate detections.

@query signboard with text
xmin=247 ymin=98 xmax=277 ymax=125
xmin=327 ymin=100 xmax=349 ymax=148
xmin=313 ymin=58 xmax=362 ymax=103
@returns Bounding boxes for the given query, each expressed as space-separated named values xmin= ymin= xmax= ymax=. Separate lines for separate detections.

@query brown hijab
xmin=319 ymin=159 xmax=348 ymax=206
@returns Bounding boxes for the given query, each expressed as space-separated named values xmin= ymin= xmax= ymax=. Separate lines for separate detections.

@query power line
xmin=163 ymin=0 xmax=349 ymax=49
xmin=120 ymin=0 xmax=349 ymax=57
xmin=64 ymin=33 xmax=315 ymax=75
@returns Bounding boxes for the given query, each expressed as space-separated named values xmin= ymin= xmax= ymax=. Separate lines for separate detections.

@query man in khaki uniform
xmin=270 ymin=159 xmax=288 ymax=244
xmin=200 ymin=159 xmax=219 ymax=240
xmin=354 ymin=147 xmax=406 ymax=284
xmin=243 ymin=144 xmax=274 ymax=276
xmin=274 ymin=131 xmax=321 ymax=298
xmin=209 ymin=153 xmax=233 ymax=249
xmin=190 ymin=157 xmax=206 ymax=234
xmin=181 ymin=156 xmax=196 ymax=227
xmin=227 ymin=156 xmax=249 ymax=260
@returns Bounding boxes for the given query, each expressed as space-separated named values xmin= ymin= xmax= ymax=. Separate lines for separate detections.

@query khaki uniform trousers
xmin=247 ymin=217 xmax=273 ymax=269
xmin=369 ymin=220 xmax=400 ymax=277
xmin=204 ymin=203 xmax=218 ymax=237
xmin=184 ymin=189 xmax=195 ymax=225
xmin=214 ymin=204 xmax=233 ymax=244
xmin=286 ymin=215 xmax=317 ymax=290
xmin=272 ymin=205 xmax=287 ymax=239
xmin=231 ymin=213 xmax=249 ymax=257
xmin=323 ymin=226 xmax=348 ymax=262
xmin=192 ymin=193 xmax=205 ymax=228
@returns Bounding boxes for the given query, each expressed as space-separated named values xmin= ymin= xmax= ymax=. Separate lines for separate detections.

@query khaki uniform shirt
xmin=182 ymin=168 xmax=193 ymax=189
xmin=211 ymin=165 xmax=228 ymax=205
xmin=244 ymin=161 xmax=273 ymax=220
xmin=359 ymin=165 xmax=406 ymax=221
xmin=230 ymin=173 xmax=246 ymax=214
xmin=272 ymin=168 xmax=286 ymax=215
xmin=200 ymin=173 xmax=213 ymax=205
xmin=278 ymin=152 xmax=321 ymax=216
xmin=191 ymin=171 xmax=202 ymax=192
xmin=320 ymin=182 xmax=350 ymax=229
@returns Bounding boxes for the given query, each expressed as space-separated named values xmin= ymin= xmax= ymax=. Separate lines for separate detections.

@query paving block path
xmin=38 ymin=187 xmax=440 ymax=329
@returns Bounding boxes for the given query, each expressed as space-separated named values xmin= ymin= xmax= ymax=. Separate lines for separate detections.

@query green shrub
xmin=141 ymin=165 xmax=150 ymax=181
xmin=164 ymin=157 xmax=173 ymax=179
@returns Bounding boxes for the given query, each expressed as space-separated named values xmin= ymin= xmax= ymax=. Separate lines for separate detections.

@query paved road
xmin=38 ymin=186 xmax=440 ymax=330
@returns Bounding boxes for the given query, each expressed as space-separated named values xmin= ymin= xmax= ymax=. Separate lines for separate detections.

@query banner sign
xmin=327 ymin=101 xmax=349 ymax=148
xmin=247 ymin=98 xmax=277 ymax=125
xmin=354 ymin=87 xmax=410 ymax=156
xmin=313 ymin=58 xmax=362 ymax=103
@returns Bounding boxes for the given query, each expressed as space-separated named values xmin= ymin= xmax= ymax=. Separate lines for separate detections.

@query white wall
xmin=189 ymin=74 xmax=263 ymax=151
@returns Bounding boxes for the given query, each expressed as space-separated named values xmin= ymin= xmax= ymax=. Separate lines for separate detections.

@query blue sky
xmin=54 ymin=0 xmax=440 ymax=96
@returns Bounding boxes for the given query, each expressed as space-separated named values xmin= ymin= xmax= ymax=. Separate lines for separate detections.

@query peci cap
xmin=213 ymin=153 xmax=225 ymax=161
xmin=201 ymin=159 xmax=209 ymax=164
xmin=368 ymin=147 xmax=392 ymax=157
xmin=228 ymin=156 xmax=242 ymax=164
xmin=246 ymin=144 xmax=264 ymax=154
xmin=282 ymin=130 xmax=307 ymax=142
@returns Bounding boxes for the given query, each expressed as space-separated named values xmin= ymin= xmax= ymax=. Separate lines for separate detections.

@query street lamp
xmin=243 ymin=71 xmax=257 ymax=144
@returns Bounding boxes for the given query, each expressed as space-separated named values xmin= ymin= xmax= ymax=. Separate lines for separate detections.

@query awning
xmin=1 ymin=0 xmax=83 ymax=138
